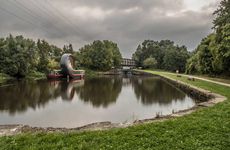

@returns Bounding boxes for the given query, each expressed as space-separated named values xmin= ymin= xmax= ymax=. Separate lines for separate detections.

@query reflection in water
xmin=0 ymin=80 xmax=84 ymax=115
xmin=75 ymin=77 xmax=122 ymax=108
xmin=131 ymin=77 xmax=186 ymax=105
xmin=0 ymin=76 xmax=196 ymax=127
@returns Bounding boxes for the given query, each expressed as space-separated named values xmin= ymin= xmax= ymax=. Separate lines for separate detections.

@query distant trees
xmin=77 ymin=40 xmax=122 ymax=71
xmin=63 ymin=44 xmax=74 ymax=54
xmin=132 ymin=40 xmax=189 ymax=72
xmin=186 ymin=0 xmax=230 ymax=75
xmin=0 ymin=35 xmax=65 ymax=77
xmin=0 ymin=35 xmax=37 ymax=77
xmin=0 ymin=35 xmax=123 ymax=77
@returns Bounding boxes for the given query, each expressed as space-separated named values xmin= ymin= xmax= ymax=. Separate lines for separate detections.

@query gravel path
xmin=165 ymin=72 xmax=230 ymax=88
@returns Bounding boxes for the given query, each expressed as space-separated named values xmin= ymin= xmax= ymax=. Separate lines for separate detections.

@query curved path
xmin=165 ymin=72 xmax=230 ymax=87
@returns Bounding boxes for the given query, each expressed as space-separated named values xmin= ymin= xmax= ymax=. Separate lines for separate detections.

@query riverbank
xmin=0 ymin=70 xmax=230 ymax=149
xmin=0 ymin=69 xmax=110 ymax=82
xmin=25 ymin=71 xmax=46 ymax=80
xmin=0 ymin=71 xmax=46 ymax=84
xmin=0 ymin=73 xmax=14 ymax=84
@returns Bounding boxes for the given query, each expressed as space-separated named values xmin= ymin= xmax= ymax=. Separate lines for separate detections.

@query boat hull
xmin=47 ymin=74 xmax=84 ymax=80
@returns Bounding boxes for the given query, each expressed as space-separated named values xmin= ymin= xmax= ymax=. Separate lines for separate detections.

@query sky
xmin=0 ymin=0 xmax=221 ymax=57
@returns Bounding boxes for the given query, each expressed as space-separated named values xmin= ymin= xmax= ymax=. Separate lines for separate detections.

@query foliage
xmin=0 ymin=36 xmax=122 ymax=77
xmin=0 ymin=73 xmax=13 ymax=83
xmin=77 ymin=40 xmax=122 ymax=71
xmin=25 ymin=71 xmax=46 ymax=80
xmin=0 ymin=35 xmax=37 ymax=77
xmin=0 ymin=35 xmax=66 ymax=77
xmin=47 ymin=59 xmax=60 ymax=70
xmin=186 ymin=0 xmax=230 ymax=75
xmin=37 ymin=39 xmax=50 ymax=73
xmin=63 ymin=44 xmax=74 ymax=54
xmin=213 ymin=0 xmax=230 ymax=39
xmin=186 ymin=34 xmax=216 ymax=74
xmin=132 ymin=40 xmax=189 ymax=72
xmin=143 ymin=57 xmax=157 ymax=69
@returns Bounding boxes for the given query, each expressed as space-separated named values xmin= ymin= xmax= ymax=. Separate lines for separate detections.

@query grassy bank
xmin=194 ymin=75 xmax=230 ymax=84
xmin=0 ymin=73 xmax=14 ymax=84
xmin=0 ymin=71 xmax=46 ymax=83
xmin=0 ymin=70 xmax=230 ymax=149
xmin=25 ymin=71 xmax=46 ymax=80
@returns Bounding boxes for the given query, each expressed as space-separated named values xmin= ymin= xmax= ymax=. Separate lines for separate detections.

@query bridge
xmin=121 ymin=58 xmax=135 ymax=75
xmin=121 ymin=58 xmax=136 ymax=67
xmin=105 ymin=58 xmax=135 ymax=75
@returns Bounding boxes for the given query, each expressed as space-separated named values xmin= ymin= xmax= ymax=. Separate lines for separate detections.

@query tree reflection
xmin=131 ymin=77 xmax=186 ymax=105
xmin=75 ymin=77 xmax=122 ymax=108
xmin=0 ymin=80 xmax=84 ymax=115
xmin=0 ymin=76 xmax=188 ymax=115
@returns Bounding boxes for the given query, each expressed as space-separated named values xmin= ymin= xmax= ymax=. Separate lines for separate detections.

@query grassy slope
xmin=0 ymin=73 xmax=13 ymax=84
xmin=25 ymin=71 xmax=46 ymax=80
xmin=0 ymin=70 xmax=230 ymax=150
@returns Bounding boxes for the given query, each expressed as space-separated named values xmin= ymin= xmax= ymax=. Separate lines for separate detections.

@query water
xmin=0 ymin=76 xmax=196 ymax=128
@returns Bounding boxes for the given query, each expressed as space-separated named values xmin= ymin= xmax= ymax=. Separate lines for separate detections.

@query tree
xmin=78 ymin=40 xmax=122 ymax=71
xmin=37 ymin=39 xmax=50 ymax=73
xmin=186 ymin=34 xmax=215 ymax=74
xmin=163 ymin=45 xmax=190 ymax=72
xmin=63 ymin=44 xmax=74 ymax=54
xmin=186 ymin=0 xmax=230 ymax=75
xmin=0 ymin=34 xmax=72 ymax=77
xmin=143 ymin=57 xmax=157 ymax=69
xmin=132 ymin=39 xmax=189 ymax=72
xmin=213 ymin=0 xmax=230 ymax=36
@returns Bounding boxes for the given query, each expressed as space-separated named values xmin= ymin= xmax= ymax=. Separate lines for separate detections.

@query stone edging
xmin=0 ymin=73 xmax=227 ymax=136
xmin=132 ymin=73 xmax=227 ymax=124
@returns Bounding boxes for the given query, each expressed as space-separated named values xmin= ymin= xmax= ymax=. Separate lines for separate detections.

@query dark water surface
xmin=0 ymin=76 xmax=196 ymax=128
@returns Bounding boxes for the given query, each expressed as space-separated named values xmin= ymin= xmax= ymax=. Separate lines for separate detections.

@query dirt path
xmin=165 ymin=72 xmax=230 ymax=88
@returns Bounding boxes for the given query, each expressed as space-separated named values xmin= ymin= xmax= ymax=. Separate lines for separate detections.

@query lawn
xmin=0 ymin=70 xmax=230 ymax=150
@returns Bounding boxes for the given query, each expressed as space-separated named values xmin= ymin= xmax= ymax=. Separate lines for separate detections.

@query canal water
xmin=0 ymin=76 xmax=196 ymax=128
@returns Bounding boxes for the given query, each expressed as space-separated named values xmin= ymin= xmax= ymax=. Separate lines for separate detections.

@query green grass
xmin=195 ymin=75 xmax=230 ymax=84
xmin=1 ymin=70 xmax=230 ymax=150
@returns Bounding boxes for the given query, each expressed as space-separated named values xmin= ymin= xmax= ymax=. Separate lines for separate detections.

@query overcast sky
xmin=0 ymin=0 xmax=221 ymax=57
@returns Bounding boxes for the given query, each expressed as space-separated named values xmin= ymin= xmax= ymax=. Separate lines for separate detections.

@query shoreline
xmin=0 ymin=70 xmax=226 ymax=136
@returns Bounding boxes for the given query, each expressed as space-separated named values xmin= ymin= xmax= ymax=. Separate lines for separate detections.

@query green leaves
xmin=143 ymin=57 xmax=157 ymax=69
xmin=132 ymin=40 xmax=189 ymax=72
xmin=78 ymin=40 xmax=122 ymax=71
xmin=213 ymin=0 xmax=230 ymax=31
xmin=0 ymin=35 xmax=68 ymax=77
xmin=186 ymin=0 xmax=230 ymax=76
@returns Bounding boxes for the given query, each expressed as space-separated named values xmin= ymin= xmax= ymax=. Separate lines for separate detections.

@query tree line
xmin=0 ymin=35 xmax=73 ymax=77
xmin=132 ymin=40 xmax=190 ymax=72
xmin=186 ymin=0 xmax=230 ymax=75
xmin=0 ymin=35 xmax=122 ymax=77
xmin=0 ymin=0 xmax=229 ymax=78
xmin=132 ymin=0 xmax=229 ymax=76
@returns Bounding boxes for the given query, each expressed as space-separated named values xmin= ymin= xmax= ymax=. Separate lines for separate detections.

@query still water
xmin=0 ymin=76 xmax=196 ymax=128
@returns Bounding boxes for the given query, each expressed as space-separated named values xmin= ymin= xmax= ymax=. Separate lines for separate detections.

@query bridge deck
xmin=121 ymin=58 xmax=135 ymax=66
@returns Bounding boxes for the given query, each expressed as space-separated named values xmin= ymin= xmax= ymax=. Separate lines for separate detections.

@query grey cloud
xmin=0 ymin=0 xmax=220 ymax=57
